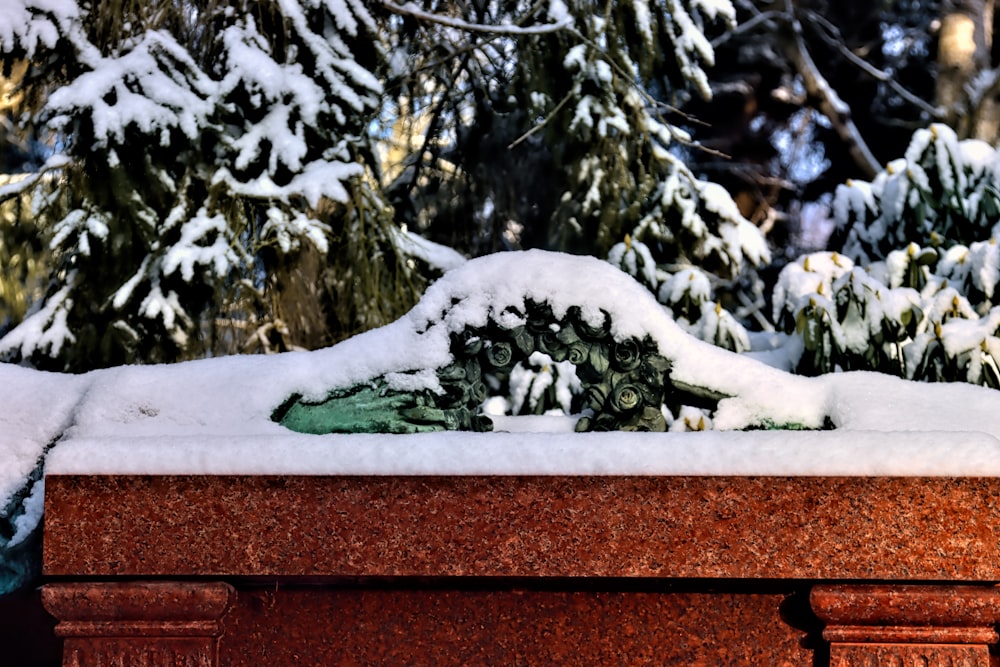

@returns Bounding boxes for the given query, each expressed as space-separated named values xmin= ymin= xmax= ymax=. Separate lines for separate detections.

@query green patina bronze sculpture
xmin=274 ymin=300 xmax=672 ymax=433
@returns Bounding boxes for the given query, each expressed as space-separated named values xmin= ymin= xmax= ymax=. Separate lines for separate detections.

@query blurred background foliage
xmin=3 ymin=0 xmax=1000 ymax=399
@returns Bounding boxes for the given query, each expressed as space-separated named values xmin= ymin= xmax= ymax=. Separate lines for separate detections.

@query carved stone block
xmin=812 ymin=584 xmax=1000 ymax=667
xmin=42 ymin=581 xmax=234 ymax=667
xmin=62 ymin=639 xmax=218 ymax=667
xmin=830 ymin=642 xmax=985 ymax=667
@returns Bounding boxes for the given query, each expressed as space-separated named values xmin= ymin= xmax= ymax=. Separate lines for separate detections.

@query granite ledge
xmin=42 ymin=473 xmax=1000 ymax=581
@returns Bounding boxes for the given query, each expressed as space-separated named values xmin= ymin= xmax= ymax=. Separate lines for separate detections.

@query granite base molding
xmin=40 ymin=473 xmax=1000 ymax=666
xmin=41 ymin=582 xmax=234 ymax=667
xmin=38 ymin=580 xmax=1000 ymax=666
xmin=812 ymin=584 xmax=1000 ymax=666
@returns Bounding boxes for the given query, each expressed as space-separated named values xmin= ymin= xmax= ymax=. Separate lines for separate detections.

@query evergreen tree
xmin=382 ymin=0 xmax=769 ymax=276
xmin=2 ymin=0 xmax=771 ymax=373
xmin=7 ymin=0 xmax=1000 ymax=400
xmin=0 ymin=0 xmax=425 ymax=371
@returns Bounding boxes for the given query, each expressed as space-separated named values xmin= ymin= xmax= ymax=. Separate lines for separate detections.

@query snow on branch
xmin=0 ymin=0 xmax=80 ymax=58
xmin=381 ymin=1 xmax=574 ymax=35
xmin=0 ymin=154 xmax=69 ymax=202
xmin=44 ymin=30 xmax=216 ymax=148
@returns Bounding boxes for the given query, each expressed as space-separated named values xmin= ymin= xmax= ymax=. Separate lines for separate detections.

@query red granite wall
xmin=37 ymin=473 xmax=1000 ymax=666
xmin=42 ymin=475 xmax=1000 ymax=580
xmin=220 ymin=584 xmax=818 ymax=666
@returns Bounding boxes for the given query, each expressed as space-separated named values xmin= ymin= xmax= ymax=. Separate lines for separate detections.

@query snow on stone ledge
xmin=7 ymin=248 xmax=1000 ymax=597
xmin=46 ymin=430 xmax=1000 ymax=477
xmin=5 ymin=251 xmax=1000 ymax=495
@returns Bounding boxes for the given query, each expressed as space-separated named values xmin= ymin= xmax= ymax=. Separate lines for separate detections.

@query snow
xmin=632 ymin=0 xmax=653 ymax=48
xmin=45 ymin=429 xmax=1000 ymax=477
xmin=392 ymin=227 xmax=467 ymax=272
xmin=961 ymin=138 xmax=995 ymax=172
xmin=662 ymin=0 xmax=736 ymax=99
xmin=0 ymin=0 xmax=79 ymax=58
xmin=0 ymin=364 xmax=85 ymax=480
xmin=661 ymin=268 xmax=712 ymax=308
xmin=547 ymin=0 xmax=571 ymax=23
xmin=262 ymin=206 xmax=331 ymax=254
xmin=772 ymin=252 xmax=849 ymax=322
xmin=6 ymin=250 xmax=1000 ymax=592
xmin=507 ymin=352 xmax=581 ymax=415
xmin=2 ymin=250 xmax=998 ymax=472
xmin=45 ymin=31 xmax=216 ymax=148
xmin=970 ymin=238 xmax=1000 ymax=299
xmin=0 ymin=281 xmax=76 ymax=360
xmin=831 ymin=269 xmax=881 ymax=354
xmin=162 ymin=209 xmax=237 ymax=281
xmin=214 ymin=158 xmax=361 ymax=208
xmin=609 ymin=238 xmax=658 ymax=289
xmin=138 ymin=283 xmax=189 ymax=342
xmin=384 ymin=1 xmax=574 ymax=35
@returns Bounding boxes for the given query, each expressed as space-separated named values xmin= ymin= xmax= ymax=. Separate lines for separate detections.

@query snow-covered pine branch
xmin=520 ymin=0 xmax=767 ymax=280
xmin=0 ymin=0 xmax=419 ymax=371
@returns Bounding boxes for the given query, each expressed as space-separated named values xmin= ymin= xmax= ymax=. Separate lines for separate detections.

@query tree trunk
xmin=936 ymin=0 xmax=997 ymax=140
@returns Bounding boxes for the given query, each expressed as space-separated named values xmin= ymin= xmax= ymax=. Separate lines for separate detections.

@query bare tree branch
xmin=784 ymin=0 xmax=881 ymax=178
xmin=0 ymin=154 xmax=69 ymax=202
xmin=801 ymin=9 xmax=943 ymax=119
xmin=508 ymin=90 xmax=573 ymax=150
xmin=710 ymin=10 xmax=785 ymax=47
xmin=382 ymin=1 xmax=573 ymax=36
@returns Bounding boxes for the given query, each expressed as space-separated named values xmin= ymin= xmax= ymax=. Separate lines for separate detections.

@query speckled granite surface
xmin=39 ymin=474 xmax=1000 ymax=666
xmin=42 ymin=475 xmax=1000 ymax=579
xmin=219 ymin=585 xmax=816 ymax=667
xmin=811 ymin=584 xmax=1000 ymax=666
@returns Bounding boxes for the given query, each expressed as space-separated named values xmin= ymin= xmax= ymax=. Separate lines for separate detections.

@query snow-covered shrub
xmin=606 ymin=237 xmax=750 ymax=354
xmin=834 ymin=123 xmax=1000 ymax=264
xmin=658 ymin=268 xmax=750 ymax=353
xmin=773 ymin=252 xmax=922 ymax=376
xmin=508 ymin=351 xmax=583 ymax=416
xmin=602 ymin=121 xmax=1000 ymax=394
xmin=660 ymin=267 xmax=714 ymax=324
xmin=595 ymin=118 xmax=1000 ymax=393
xmin=837 ymin=125 xmax=1000 ymax=387
xmin=771 ymin=244 xmax=1000 ymax=384
xmin=774 ymin=125 xmax=1000 ymax=386
xmin=607 ymin=234 xmax=660 ymax=292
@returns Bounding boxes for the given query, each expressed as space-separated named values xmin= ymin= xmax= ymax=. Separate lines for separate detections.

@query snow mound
xmin=5 ymin=249 xmax=1000 ymax=594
